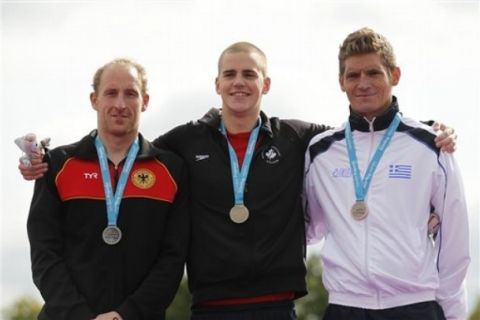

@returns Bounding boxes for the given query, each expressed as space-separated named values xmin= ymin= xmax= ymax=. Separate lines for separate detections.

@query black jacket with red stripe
xmin=27 ymin=131 xmax=189 ymax=320
xmin=153 ymin=108 xmax=329 ymax=306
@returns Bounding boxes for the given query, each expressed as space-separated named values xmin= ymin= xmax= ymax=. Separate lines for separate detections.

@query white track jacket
xmin=304 ymin=101 xmax=470 ymax=320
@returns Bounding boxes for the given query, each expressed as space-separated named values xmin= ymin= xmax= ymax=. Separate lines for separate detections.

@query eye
xmin=222 ymin=71 xmax=235 ymax=78
xmin=104 ymin=89 xmax=117 ymax=96
xmin=243 ymin=71 xmax=258 ymax=79
xmin=345 ymin=72 xmax=359 ymax=80
xmin=125 ymin=90 xmax=139 ymax=97
xmin=367 ymin=69 xmax=382 ymax=77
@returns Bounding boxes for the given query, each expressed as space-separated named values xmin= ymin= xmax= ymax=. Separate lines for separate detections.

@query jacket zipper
xmin=363 ymin=117 xmax=382 ymax=306
xmin=366 ymin=117 xmax=383 ymax=307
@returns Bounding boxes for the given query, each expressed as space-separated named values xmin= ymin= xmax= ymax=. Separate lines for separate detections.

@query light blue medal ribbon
xmin=220 ymin=118 xmax=261 ymax=223
xmin=345 ymin=113 xmax=401 ymax=219
xmin=95 ymin=136 xmax=139 ymax=244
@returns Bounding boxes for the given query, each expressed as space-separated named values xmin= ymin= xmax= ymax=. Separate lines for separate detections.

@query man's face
xmin=340 ymin=53 xmax=400 ymax=119
xmin=215 ymin=52 xmax=270 ymax=118
xmin=90 ymin=64 xmax=149 ymax=137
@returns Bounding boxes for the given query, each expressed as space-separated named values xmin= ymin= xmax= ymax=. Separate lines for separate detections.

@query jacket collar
xmin=198 ymin=108 xmax=274 ymax=138
xmin=72 ymin=130 xmax=161 ymax=160
xmin=349 ymin=96 xmax=400 ymax=132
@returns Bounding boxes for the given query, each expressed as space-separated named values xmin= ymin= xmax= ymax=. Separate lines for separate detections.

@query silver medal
xmin=351 ymin=201 xmax=368 ymax=220
xmin=229 ymin=205 xmax=249 ymax=223
xmin=102 ymin=225 xmax=122 ymax=245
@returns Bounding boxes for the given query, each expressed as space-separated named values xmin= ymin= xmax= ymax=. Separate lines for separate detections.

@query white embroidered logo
xmin=195 ymin=154 xmax=210 ymax=161
xmin=261 ymin=146 xmax=281 ymax=164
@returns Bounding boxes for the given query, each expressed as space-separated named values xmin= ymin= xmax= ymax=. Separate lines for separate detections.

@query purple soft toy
xmin=14 ymin=133 xmax=50 ymax=166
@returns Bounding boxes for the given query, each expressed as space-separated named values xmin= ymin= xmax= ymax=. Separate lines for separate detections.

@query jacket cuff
xmin=117 ymin=300 xmax=141 ymax=320
xmin=67 ymin=303 xmax=96 ymax=319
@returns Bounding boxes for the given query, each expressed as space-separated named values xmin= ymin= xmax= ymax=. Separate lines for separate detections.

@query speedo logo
xmin=195 ymin=154 xmax=210 ymax=161
xmin=332 ymin=167 xmax=351 ymax=178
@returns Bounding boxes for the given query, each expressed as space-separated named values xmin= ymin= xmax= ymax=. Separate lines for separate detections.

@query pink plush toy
xmin=14 ymin=133 xmax=50 ymax=166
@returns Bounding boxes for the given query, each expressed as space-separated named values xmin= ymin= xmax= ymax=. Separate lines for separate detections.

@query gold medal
xmin=102 ymin=226 xmax=122 ymax=245
xmin=229 ymin=205 xmax=249 ymax=223
xmin=351 ymin=201 xmax=368 ymax=220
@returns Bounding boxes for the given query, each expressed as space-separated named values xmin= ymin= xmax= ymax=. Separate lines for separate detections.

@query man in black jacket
xmin=27 ymin=58 xmax=189 ymax=320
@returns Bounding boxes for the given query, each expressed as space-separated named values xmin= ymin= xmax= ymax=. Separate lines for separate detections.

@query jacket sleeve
xmin=151 ymin=124 xmax=189 ymax=153
xmin=117 ymin=162 xmax=190 ymax=319
xmin=285 ymin=119 xmax=331 ymax=152
xmin=303 ymin=144 xmax=328 ymax=245
xmin=433 ymin=153 xmax=470 ymax=320
xmin=27 ymin=154 xmax=96 ymax=319
xmin=151 ymin=134 xmax=167 ymax=149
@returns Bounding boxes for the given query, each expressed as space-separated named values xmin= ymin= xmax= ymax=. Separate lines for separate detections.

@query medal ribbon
xmin=220 ymin=118 xmax=261 ymax=206
xmin=345 ymin=113 xmax=401 ymax=202
xmin=95 ymin=136 xmax=139 ymax=226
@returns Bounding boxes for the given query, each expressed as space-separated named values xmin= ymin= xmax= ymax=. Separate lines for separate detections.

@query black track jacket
xmin=27 ymin=131 xmax=189 ymax=320
xmin=153 ymin=109 xmax=328 ymax=305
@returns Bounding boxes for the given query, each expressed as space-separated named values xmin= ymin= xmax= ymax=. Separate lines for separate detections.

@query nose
xmin=114 ymin=95 xmax=127 ymax=109
xmin=232 ymin=74 xmax=245 ymax=86
xmin=358 ymin=74 xmax=371 ymax=90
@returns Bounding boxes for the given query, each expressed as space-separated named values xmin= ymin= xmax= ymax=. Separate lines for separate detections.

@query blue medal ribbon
xmin=345 ymin=113 xmax=401 ymax=202
xmin=95 ymin=136 xmax=139 ymax=227
xmin=220 ymin=118 xmax=261 ymax=206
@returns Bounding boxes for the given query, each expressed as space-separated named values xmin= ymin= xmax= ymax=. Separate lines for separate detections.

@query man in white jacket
xmin=304 ymin=27 xmax=470 ymax=320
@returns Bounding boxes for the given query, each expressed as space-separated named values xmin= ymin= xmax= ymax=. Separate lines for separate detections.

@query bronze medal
xmin=229 ymin=205 xmax=249 ymax=224
xmin=351 ymin=201 xmax=368 ymax=220
xmin=102 ymin=225 xmax=122 ymax=245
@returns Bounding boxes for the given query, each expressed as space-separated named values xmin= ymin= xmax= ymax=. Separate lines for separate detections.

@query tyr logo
xmin=83 ymin=172 xmax=98 ymax=179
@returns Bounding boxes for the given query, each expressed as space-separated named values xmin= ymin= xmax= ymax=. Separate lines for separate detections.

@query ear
xmin=390 ymin=67 xmax=401 ymax=86
xmin=262 ymin=77 xmax=271 ymax=94
xmin=90 ymin=92 xmax=98 ymax=110
xmin=215 ymin=77 xmax=220 ymax=94
xmin=141 ymin=94 xmax=150 ymax=112
xmin=339 ymin=75 xmax=346 ymax=92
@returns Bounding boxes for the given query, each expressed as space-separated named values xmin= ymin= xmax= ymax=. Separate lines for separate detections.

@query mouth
xmin=230 ymin=91 xmax=249 ymax=97
xmin=111 ymin=113 xmax=129 ymax=118
xmin=355 ymin=93 xmax=375 ymax=98
xmin=110 ymin=114 xmax=130 ymax=123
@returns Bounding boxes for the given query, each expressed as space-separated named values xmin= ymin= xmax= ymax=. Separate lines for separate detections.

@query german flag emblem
xmin=132 ymin=169 xmax=156 ymax=189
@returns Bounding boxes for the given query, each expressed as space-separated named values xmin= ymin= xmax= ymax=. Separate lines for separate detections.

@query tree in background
xmin=295 ymin=254 xmax=328 ymax=320
xmin=166 ymin=254 xmax=329 ymax=319
xmin=166 ymin=276 xmax=191 ymax=319
xmin=2 ymin=296 xmax=41 ymax=320
xmin=470 ymin=298 xmax=480 ymax=320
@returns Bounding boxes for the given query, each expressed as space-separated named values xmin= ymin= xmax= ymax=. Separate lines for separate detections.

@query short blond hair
xmin=338 ymin=27 xmax=397 ymax=77
xmin=92 ymin=58 xmax=148 ymax=96
xmin=218 ymin=42 xmax=268 ymax=77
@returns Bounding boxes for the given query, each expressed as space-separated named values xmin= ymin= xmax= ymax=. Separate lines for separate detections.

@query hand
xmin=94 ymin=311 xmax=123 ymax=320
xmin=432 ymin=121 xmax=456 ymax=153
xmin=18 ymin=154 xmax=48 ymax=180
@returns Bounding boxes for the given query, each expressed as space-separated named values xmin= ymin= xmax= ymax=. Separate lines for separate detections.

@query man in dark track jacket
xmin=27 ymin=59 xmax=189 ymax=320
xmin=150 ymin=42 xmax=328 ymax=319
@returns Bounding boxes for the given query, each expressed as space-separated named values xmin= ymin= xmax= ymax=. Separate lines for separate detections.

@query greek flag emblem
xmin=388 ymin=164 xmax=412 ymax=179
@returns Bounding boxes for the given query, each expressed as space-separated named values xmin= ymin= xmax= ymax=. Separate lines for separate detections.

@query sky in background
xmin=1 ymin=0 xmax=479 ymax=315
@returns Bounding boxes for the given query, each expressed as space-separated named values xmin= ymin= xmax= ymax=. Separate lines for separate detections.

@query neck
xmin=97 ymin=130 xmax=138 ymax=165
xmin=360 ymin=99 xmax=392 ymax=121
xmin=221 ymin=109 xmax=260 ymax=134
